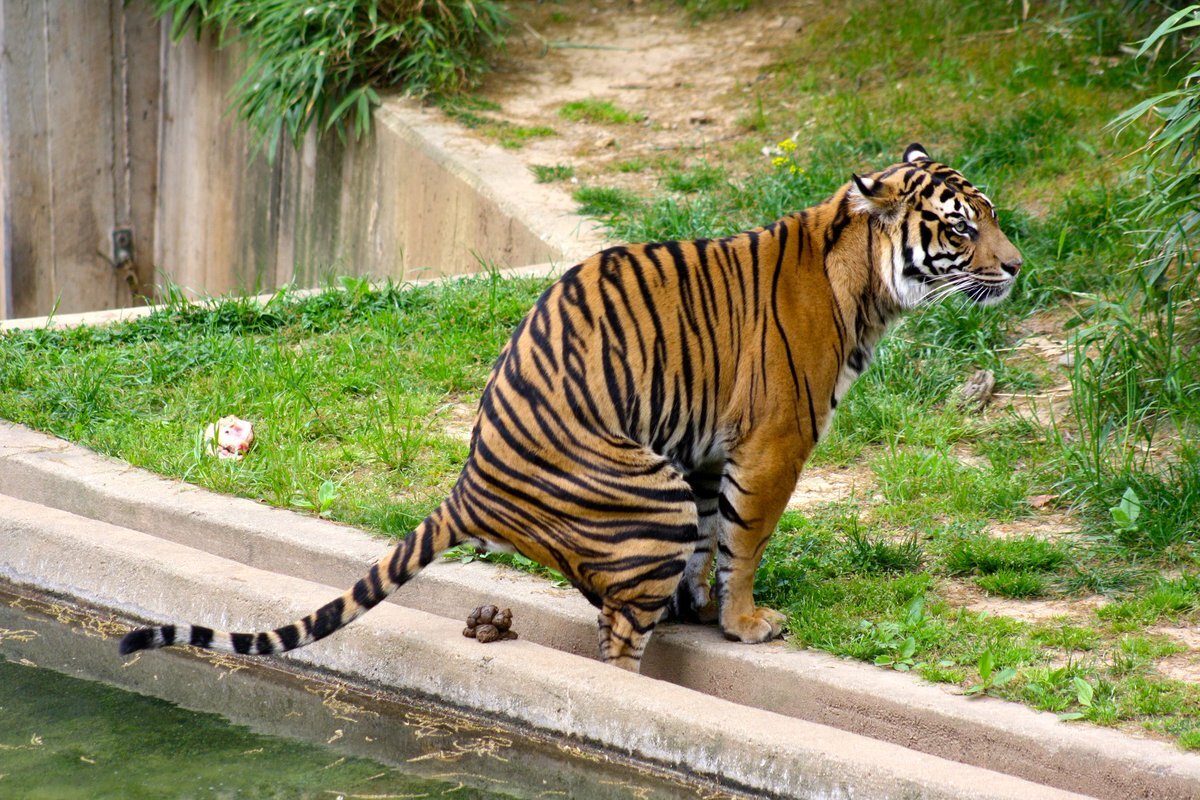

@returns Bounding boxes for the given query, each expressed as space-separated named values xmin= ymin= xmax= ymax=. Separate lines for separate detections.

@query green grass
xmin=497 ymin=125 xmax=556 ymax=149
xmin=530 ymin=163 xmax=576 ymax=183
xmin=0 ymin=276 xmax=549 ymax=531
xmin=558 ymin=99 xmax=644 ymax=125
xmin=674 ymin=0 xmax=755 ymax=20
xmin=944 ymin=534 xmax=1070 ymax=576
xmin=437 ymin=97 xmax=556 ymax=150
xmin=663 ymin=163 xmax=726 ymax=194
xmin=572 ymin=185 xmax=642 ymax=217
xmin=976 ymin=570 xmax=1047 ymax=599
xmin=614 ymin=158 xmax=650 ymax=173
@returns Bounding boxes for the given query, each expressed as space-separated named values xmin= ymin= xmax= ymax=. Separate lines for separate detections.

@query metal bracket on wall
xmin=112 ymin=228 xmax=134 ymax=268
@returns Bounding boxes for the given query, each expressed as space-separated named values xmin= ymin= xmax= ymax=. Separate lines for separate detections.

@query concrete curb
xmin=373 ymin=101 xmax=608 ymax=268
xmin=1 ymin=491 xmax=1088 ymax=800
xmin=2 ymin=422 xmax=1199 ymax=798
xmin=0 ymin=592 xmax=737 ymax=800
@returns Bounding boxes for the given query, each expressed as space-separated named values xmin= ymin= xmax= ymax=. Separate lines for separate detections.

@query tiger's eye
xmin=951 ymin=220 xmax=970 ymax=236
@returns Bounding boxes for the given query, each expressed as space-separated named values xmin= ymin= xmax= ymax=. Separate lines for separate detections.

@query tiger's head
xmin=849 ymin=143 xmax=1021 ymax=310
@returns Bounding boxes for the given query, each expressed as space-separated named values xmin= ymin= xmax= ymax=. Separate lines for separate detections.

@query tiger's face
xmin=851 ymin=143 xmax=1022 ymax=310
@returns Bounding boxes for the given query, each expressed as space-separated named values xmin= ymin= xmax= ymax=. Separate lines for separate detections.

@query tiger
xmin=120 ymin=143 xmax=1021 ymax=672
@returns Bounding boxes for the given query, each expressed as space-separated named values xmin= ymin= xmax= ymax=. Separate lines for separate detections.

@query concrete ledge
xmin=2 ymin=422 xmax=1199 ymax=798
xmin=0 ymin=492 xmax=1090 ymax=800
xmin=371 ymin=101 xmax=607 ymax=268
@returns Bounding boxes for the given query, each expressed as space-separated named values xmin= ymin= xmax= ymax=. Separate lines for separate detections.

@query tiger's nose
xmin=1001 ymin=258 xmax=1022 ymax=276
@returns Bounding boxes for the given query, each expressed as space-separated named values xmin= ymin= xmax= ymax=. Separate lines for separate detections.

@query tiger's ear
xmin=850 ymin=173 xmax=904 ymax=224
xmin=903 ymin=142 xmax=931 ymax=163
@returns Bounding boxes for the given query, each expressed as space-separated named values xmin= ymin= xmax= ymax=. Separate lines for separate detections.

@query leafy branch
xmin=149 ymin=0 xmax=509 ymax=158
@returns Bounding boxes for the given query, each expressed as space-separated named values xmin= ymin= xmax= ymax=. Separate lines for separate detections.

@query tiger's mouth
xmin=957 ymin=273 xmax=1015 ymax=306
xmin=921 ymin=269 xmax=1015 ymax=307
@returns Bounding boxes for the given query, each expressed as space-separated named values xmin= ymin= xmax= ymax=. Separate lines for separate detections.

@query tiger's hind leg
xmin=591 ymin=523 xmax=699 ymax=671
xmin=598 ymin=599 xmax=671 ymax=671
xmin=462 ymin=427 xmax=699 ymax=672
xmin=667 ymin=467 xmax=721 ymax=623
xmin=581 ymin=466 xmax=700 ymax=672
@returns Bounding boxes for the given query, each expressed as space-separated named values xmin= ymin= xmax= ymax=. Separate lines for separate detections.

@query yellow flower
xmin=772 ymin=156 xmax=789 ymax=167
xmin=778 ymin=139 xmax=797 ymax=152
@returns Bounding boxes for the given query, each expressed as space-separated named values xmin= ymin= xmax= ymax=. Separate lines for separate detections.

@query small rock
xmin=1027 ymin=494 xmax=1058 ymax=509
xmin=1057 ymin=352 xmax=1076 ymax=369
xmin=688 ymin=110 xmax=714 ymax=125
xmin=594 ymin=135 xmax=616 ymax=148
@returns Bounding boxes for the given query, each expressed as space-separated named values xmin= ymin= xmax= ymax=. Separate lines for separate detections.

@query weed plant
xmin=151 ymin=0 xmax=508 ymax=156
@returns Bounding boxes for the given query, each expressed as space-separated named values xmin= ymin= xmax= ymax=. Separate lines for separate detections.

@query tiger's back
xmin=121 ymin=144 xmax=1021 ymax=673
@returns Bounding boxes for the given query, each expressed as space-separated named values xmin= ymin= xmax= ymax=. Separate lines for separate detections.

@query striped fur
xmin=120 ymin=144 xmax=1021 ymax=672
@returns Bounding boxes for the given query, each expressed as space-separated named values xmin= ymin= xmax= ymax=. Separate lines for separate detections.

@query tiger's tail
xmin=118 ymin=510 xmax=464 ymax=657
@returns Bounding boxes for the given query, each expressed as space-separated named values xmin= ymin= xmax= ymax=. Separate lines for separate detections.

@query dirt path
xmin=461 ymin=0 xmax=808 ymax=190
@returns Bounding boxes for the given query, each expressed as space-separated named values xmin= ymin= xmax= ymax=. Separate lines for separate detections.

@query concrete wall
xmin=0 ymin=3 xmax=602 ymax=319
xmin=0 ymin=0 xmax=159 ymax=319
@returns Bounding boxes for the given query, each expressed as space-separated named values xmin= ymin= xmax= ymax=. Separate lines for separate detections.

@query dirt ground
xmin=463 ymin=0 xmax=806 ymax=190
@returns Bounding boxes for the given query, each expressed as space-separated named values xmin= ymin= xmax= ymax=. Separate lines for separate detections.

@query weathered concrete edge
xmin=1 ymin=422 xmax=1198 ymax=800
xmin=0 ymin=496 xmax=1088 ymax=800
xmin=373 ymin=100 xmax=608 ymax=267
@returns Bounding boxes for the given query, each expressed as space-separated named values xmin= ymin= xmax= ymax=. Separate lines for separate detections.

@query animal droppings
xmin=463 ymin=605 xmax=518 ymax=643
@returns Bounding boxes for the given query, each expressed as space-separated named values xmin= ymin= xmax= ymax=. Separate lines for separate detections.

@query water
xmin=0 ymin=585 xmax=744 ymax=800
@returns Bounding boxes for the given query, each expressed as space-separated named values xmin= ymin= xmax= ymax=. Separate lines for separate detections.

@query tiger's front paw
xmin=722 ymin=606 xmax=787 ymax=643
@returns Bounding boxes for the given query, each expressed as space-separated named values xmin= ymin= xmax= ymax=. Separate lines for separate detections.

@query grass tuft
xmin=945 ymin=535 xmax=1069 ymax=576
xmin=531 ymin=164 xmax=576 ymax=183
xmin=558 ymin=99 xmax=644 ymax=125
xmin=976 ymin=570 xmax=1046 ymax=599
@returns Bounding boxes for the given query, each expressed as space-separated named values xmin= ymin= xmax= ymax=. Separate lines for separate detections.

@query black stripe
xmin=276 ymin=624 xmax=301 ymax=651
xmin=603 ymin=559 xmax=687 ymax=595
xmin=718 ymin=494 xmax=752 ymax=528
xmin=189 ymin=626 xmax=214 ymax=648
xmin=230 ymin=633 xmax=253 ymax=654
xmin=352 ymin=578 xmax=374 ymax=609
xmin=804 ymin=374 xmax=821 ymax=442
xmin=769 ymin=223 xmax=801 ymax=401
xmin=366 ymin=563 xmax=384 ymax=600
xmin=160 ymin=624 xmax=176 ymax=646
xmin=419 ymin=525 xmax=435 ymax=567
xmin=119 ymin=628 xmax=155 ymax=655
xmin=254 ymin=632 xmax=274 ymax=654
xmin=310 ymin=598 xmax=345 ymax=641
